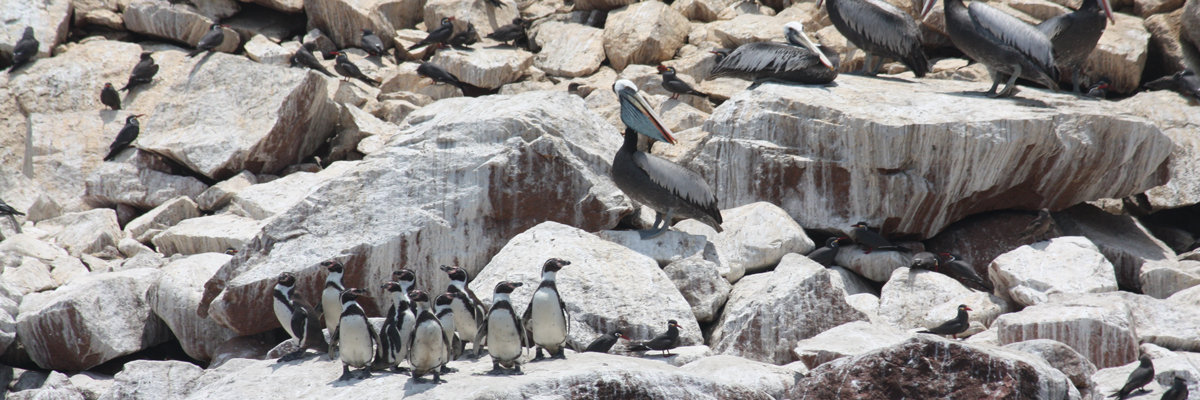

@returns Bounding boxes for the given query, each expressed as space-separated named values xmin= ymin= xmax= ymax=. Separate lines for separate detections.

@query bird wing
xmin=968 ymin=2 xmax=1056 ymax=72
xmin=1034 ymin=12 xmax=1072 ymax=40
xmin=713 ymin=42 xmax=825 ymax=75
xmin=472 ymin=316 xmax=488 ymax=357
xmin=631 ymin=151 xmax=719 ymax=212
xmin=838 ymin=0 xmax=923 ymax=56
xmin=617 ymin=88 xmax=674 ymax=142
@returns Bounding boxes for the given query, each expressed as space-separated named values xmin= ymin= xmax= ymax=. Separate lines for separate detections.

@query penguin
xmin=583 ymin=330 xmax=629 ymax=353
xmin=290 ymin=43 xmax=335 ymax=77
xmin=374 ymin=281 xmax=415 ymax=373
xmin=806 ymin=237 xmax=847 ymax=267
xmin=1111 ymin=354 xmax=1154 ymax=399
xmin=120 ymin=51 xmax=159 ymax=92
xmin=100 ymin=83 xmax=121 ymax=110
xmin=331 ymin=51 xmax=380 ymax=87
xmin=329 ymin=288 xmax=379 ymax=381
xmin=104 ymin=114 xmax=144 ymax=161
xmin=320 ymin=260 xmax=346 ymax=333
xmin=272 ymin=272 xmax=329 ymax=362
xmin=9 ymin=27 xmax=38 ymax=72
xmin=360 ymin=29 xmax=385 ymax=56
xmin=657 ymin=66 xmax=708 ymax=100
xmin=434 ymin=292 xmax=462 ymax=362
xmin=918 ymin=304 xmax=972 ymax=339
xmin=441 ymin=265 xmax=486 ymax=356
xmin=408 ymin=290 xmax=452 ymax=384
xmin=188 ymin=24 xmax=227 ymax=57
xmin=475 ymin=281 xmax=526 ymax=375
xmin=848 ymin=222 xmax=910 ymax=253
xmin=522 ymin=258 xmax=571 ymax=360
xmin=409 ymin=17 xmax=456 ymax=50
xmin=628 ymin=320 xmax=681 ymax=356
xmin=393 ymin=269 xmax=416 ymax=294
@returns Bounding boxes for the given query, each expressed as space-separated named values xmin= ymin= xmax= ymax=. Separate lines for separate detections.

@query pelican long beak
xmin=1100 ymin=0 xmax=1114 ymax=23
xmin=920 ymin=0 xmax=937 ymax=20
xmin=787 ymin=23 xmax=834 ymax=70
xmin=615 ymin=80 xmax=677 ymax=145
xmin=816 ymin=0 xmax=825 ymax=8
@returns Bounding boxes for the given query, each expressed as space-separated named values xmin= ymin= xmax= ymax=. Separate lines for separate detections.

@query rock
xmin=920 ymin=291 xmax=1012 ymax=330
xmin=472 ymin=222 xmax=703 ymax=347
xmin=83 ymin=151 xmax=210 ymax=210
xmin=603 ymin=1 xmax=690 ymax=71
xmin=533 ymin=21 xmax=605 ymax=78
xmin=597 ymin=230 xmax=708 ymax=266
xmin=17 ymin=268 xmax=170 ymax=371
xmin=428 ymin=48 xmax=534 ymax=90
xmin=1004 ymin=339 xmax=1097 ymax=389
xmin=663 ymin=256 xmax=732 ymax=323
xmin=72 ymin=0 xmax=125 ymax=30
xmin=675 ymin=202 xmax=815 ymax=281
xmin=833 ymin=245 xmax=914 ymax=282
xmin=204 ymin=91 xmax=630 ymax=335
xmin=827 ymin=266 xmax=875 ymax=296
xmin=1133 ymin=0 xmax=1184 ymax=18
xmin=683 ymin=75 xmax=1172 ymax=238
xmin=68 ymin=372 xmax=114 ymax=400
xmin=327 ymin=106 xmax=389 ymax=161
xmin=123 ymin=1 xmax=240 ymax=52
xmin=707 ymin=14 xmax=787 ymax=49
xmin=208 ymin=333 xmax=276 ymax=368
xmin=790 ymin=336 xmax=1074 ymax=399
xmin=1052 ymin=205 xmax=1178 ymax=294
xmin=791 ymin=321 xmax=912 ymax=369
xmin=421 ymin=0 xmax=518 ymax=38
xmin=148 ymin=253 xmax=238 ymax=362
xmin=34 ymin=209 xmax=121 ymax=257
xmin=7 ymin=40 xmax=145 ymax=114
xmin=124 ymin=197 xmax=201 ymax=244
xmin=303 ymin=0 xmax=419 ymax=48
xmin=925 ymin=57 xmax=992 ymax=81
xmin=1082 ymin=13 xmax=1150 ymax=94
xmin=710 ymin=254 xmax=868 ymax=365
xmin=23 ymin=111 xmax=151 ymax=212
xmin=672 ymin=0 xmax=741 ymax=22
xmin=152 ymin=214 xmax=265 ymax=256
xmin=380 ymin=62 xmax=463 ymax=101
xmin=992 ymin=296 xmax=1138 ymax=369
xmin=0 ymin=0 xmax=70 ymax=59
xmin=678 ymin=355 xmax=801 ymax=399
xmin=229 ymin=162 xmax=358 ymax=221
xmin=197 ymin=171 xmax=257 ymax=212
xmin=988 ymin=237 xmax=1119 ymax=306
xmin=1144 ymin=10 xmax=1187 ymax=74
xmin=243 ymin=34 xmax=295 ymax=66
xmin=6 ymin=370 xmax=83 ymax=400
xmin=1121 ymin=90 xmax=1200 ymax=211
xmin=877 ymin=267 xmax=973 ymax=330
xmin=100 ymin=360 xmax=204 ymax=400
xmin=2 ymin=256 xmax=56 ymax=295
xmin=922 ymin=210 xmax=1044 ymax=285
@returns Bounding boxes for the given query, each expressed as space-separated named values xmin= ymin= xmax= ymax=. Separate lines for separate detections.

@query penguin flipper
xmin=329 ymin=325 xmax=341 ymax=358
xmin=473 ymin=322 xmax=488 ymax=358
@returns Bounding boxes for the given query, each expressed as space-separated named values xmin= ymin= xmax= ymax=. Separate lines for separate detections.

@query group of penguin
xmin=271 ymin=258 xmax=681 ymax=384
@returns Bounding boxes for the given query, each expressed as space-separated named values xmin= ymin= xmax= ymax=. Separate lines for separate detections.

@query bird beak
xmin=963 ymin=306 xmax=973 ymax=311
xmin=920 ymin=0 xmax=937 ymax=20
xmin=656 ymin=65 xmax=669 ymax=73
xmin=816 ymin=0 xmax=824 ymax=8
xmin=439 ymin=265 xmax=452 ymax=272
xmin=791 ymin=27 xmax=834 ymax=70
xmin=511 ymin=282 xmax=524 ymax=288
xmin=618 ymin=87 xmax=677 ymax=145
xmin=1100 ymin=0 xmax=1114 ymax=23
xmin=133 ymin=114 xmax=146 ymax=118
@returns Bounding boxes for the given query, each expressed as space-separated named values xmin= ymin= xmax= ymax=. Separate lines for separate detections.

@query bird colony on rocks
xmin=1 ymin=0 xmax=1199 ymax=397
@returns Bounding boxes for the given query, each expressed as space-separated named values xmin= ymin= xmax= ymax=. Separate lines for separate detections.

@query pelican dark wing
xmin=711 ymin=42 xmax=839 ymax=84
xmin=968 ymin=3 xmax=1057 ymax=77
xmin=631 ymin=152 xmax=720 ymax=218
xmin=826 ymin=0 xmax=928 ymax=76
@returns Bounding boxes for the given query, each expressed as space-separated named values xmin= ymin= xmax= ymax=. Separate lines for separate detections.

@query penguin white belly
xmin=273 ymin=300 xmax=295 ymax=338
xmin=339 ymin=316 xmax=373 ymax=367
xmin=399 ymin=313 xmax=417 ymax=358
xmin=530 ymin=289 xmax=567 ymax=347
xmin=439 ymin=314 xmax=456 ymax=346
xmin=321 ymin=288 xmax=341 ymax=331
xmin=411 ymin=323 xmax=448 ymax=371
xmin=487 ymin=310 xmax=522 ymax=361
xmin=451 ymin=300 xmax=477 ymax=342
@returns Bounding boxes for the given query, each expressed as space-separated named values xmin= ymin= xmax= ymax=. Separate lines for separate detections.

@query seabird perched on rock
xmin=121 ymin=52 xmax=159 ymax=92
xmin=409 ymin=290 xmax=452 ymax=384
xmin=0 ymin=198 xmax=24 ymax=236
xmin=917 ymin=304 xmax=971 ymax=339
xmin=583 ymin=330 xmax=629 ymax=353
xmin=486 ymin=18 xmax=528 ymax=47
xmin=818 ymin=0 xmax=929 ymax=76
xmin=1018 ymin=209 xmax=1058 ymax=243
xmin=375 ymin=281 xmax=415 ymax=373
xmin=806 ymin=237 xmax=847 ymax=267
xmin=417 ymin=62 xmax=471 ymax=91
xmin=9 ymin=27 xmax=38 ymax=72
xmin=1036 ymin=0 xmax=1113 ymax=94
xmin=331 ymin=51 xmax=380 ymax=87
xmin=101 ymin=83 xmax=121 ymax=110
xmin=925 ymin=253 xmax=993 ymax=292
xmin=448 ymin=22 xmax=479 ymax=50
xmin=104 ymin=114 xmax=144 ymax=161
xmin=657 ymin=66 xmax=708 ymax=100
xmin=290 ymin=43 xmax=334 ymax=77
xmin=476 ymin=281 xmax=527 ymax=375
xmin=1111 ymin=355 xmax=1154 ymax=399
xmin=188 ymin=24 xmax=227 ymax=57
xmin=321 ymin=261 xmax=347 ymax=333
xmin=409 ymin=17 xmax=456 ymax=50
xmin=360 ymin=29 xmax=385 ymax=56
xmin=628 ymin=319 xmax=681 ymax=356
xmin=848 ymin=222 xmax=908 ymax=253
xmin=330 ymin=288 xmax=379 ymax=381
xmin=523 ymin=258 xmax=571 ymax=360
xmin=610 ymin=79 xmax=722 ymax=239
xmin=1085 ymin=78 xmax=1111 ymax=98
xmin=1144 ymin=70 xmax=1200 ymax=101
xmin=709 ymin=22 xmax=838 ymax=85
xmin=1160 ymin=375 xmax=1188 ymax=400
xmin=441 ymin=265 xmax=486 ymax=357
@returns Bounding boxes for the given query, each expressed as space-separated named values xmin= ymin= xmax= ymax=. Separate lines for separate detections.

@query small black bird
xmin=910 ymin=251 xmax=939 ymax=270
xmin=0 ymin=198 xmax=24 ymax=217
xmin=583 ymin=330 xmax=628 ymax=353
xmin=486 ymin=18 xmax=527 ymax=47
xmin=360 ymin=29 xmax=385 ymax=56
xmin=448 ymin=22 xmax=479 ymax=50
xmin=331 ymin=51 xmax=380 ymax=87
xmin=849 ymin=222 xmax=909 ymax=253
xmin=1160 ymin=375 xmax=1189 ymax=400
xmin=417 ymin=62 xmax=469 ymax=91
xmin=657 ymin=65 xmax=708 ymax=100
xmin=10 ymin=27 xmax=39 ymax=71
xmin=1111 ymin=354 xmax=1155 ymax=399
xmin=1144 ymin=69 xmax=1200 ymax=101
xmin=188 ymin=24 xmax=227 ymax=57
xmin=290 ymin=43 xmax=334 ymax=77
xmin=627 ymin=320 xmax=681 ymax=356
xmin=104 ymin=114 xmax=144 ymax=161
xmin=1086 ymin=78 xmax=1111 ymax=98
xmin=918 ymin=304 xmax=971 ymax=339
xmin=806 ymin=237 xmax=846 ymax=267
xmin=486 ymin=0 xmax=505 ymax=6
xmin=409 ymin=17 xmax=456 ymax=50
xmin=100 ymin=83 xmax=121 ymax=110
xmin=121 ymin=52 xmax=159 ymax=91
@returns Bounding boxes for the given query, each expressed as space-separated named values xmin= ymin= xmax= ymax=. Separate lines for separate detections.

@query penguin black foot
xmin=353 ymin=369 xmax=372 ymax=380
xmin=439 ymin=365 xmax=457 ymax=374
xmin=337 ymin=365 xmax=356 ymax=381
xmin=277 ymin=350 xmax=309 ymax=363
xmin=533 ymin=348 xmax=546 ymax=361
xmin=551 ymin=349 xmax=566 ymax=360
xmin=390 ymin=366 xmax=411 ymax=375
xmin=511 ymin=365 xmax=523 ymax=375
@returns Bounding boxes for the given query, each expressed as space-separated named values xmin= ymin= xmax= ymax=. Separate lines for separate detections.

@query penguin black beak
xmin=511 ymin=282 xmax=524 ymax=288
xmin=439 ymin=265 xmax=452 ymax=272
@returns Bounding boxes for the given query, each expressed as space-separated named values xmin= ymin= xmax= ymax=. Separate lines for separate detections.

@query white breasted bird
xmin=476 ymin=281 xmax=527 ymax=375
xmin=441 ymin=265 xmax=486 ymax=356
xmin=408 ymin=290 xmax=452 ymax=384
xmin=375 ymin=281 xmax=416 ymax=373
xmin=330 ymin=288 xmax=378 ymax=381
xmin=320 ymin=260 xmax=346 ymax=333
xmin=434 ymin=292 xmax=462 ymax=362
xmin=271 ymin=272 xmax=329 ymax=362
xmin=523 ymin=258 xmax=571 ymax=360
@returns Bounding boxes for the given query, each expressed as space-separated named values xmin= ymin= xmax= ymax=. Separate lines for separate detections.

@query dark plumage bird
xmin=188 ymin=24 xmax=227 ymax=57
xmin=1161 ymin=376 xmax=1189 ymax=400
xmin=923 ymin=0 xmax=1058 ymax=97
xmin=10 ymin=27 xmax=39 ymax=71
xmin=409 ymin=17 xmax=456 ymax=50
xmin=583 ymin=330 xmax=629 ymax=353
xmin=710 ymin=48 xmax=730 ymax=64
xmin=1086 ymin=78 xmax=1111 ymax=98
xmin=360 ymin=29 xmax=385 ymax=56
xmin=1018 ymin=209 xmax=1058 ymax=243
xmin=628 ymin=320 xmax=681 ymax=356
xmin=933 ymin=253 xmax=993 ymax=292
xmin=1036 ymin=0 xmax=1113 ymax=94
xmin=611 ymin=80 xmax=722 ymax=239
xmin=910 ymin=251 xmax=939 ymax=270
xmin=710 ymin=22 xmax=839 ymax=85
xmin=486 ymin=18 xmax=527 ymax=47
xmin=806 ymin=237 xmax=847 ymax=267
xmin=1111 ymin=355 xmax=1154 ymax=399
xmin=417 ymin=62 xmax=470 ymax=91
xmin=918 ymin=304 xmax=972 ymax=339
xmin=848 ymin=222 xmax=909 ymax=253
xmin=657 ymin=65 xmax=708 ymax=100
xmin=290 ymin=43 xmax=334 ymax=77
xmin=0 ymin=198 xmax=24 ymax=217
xmin=121 ymin=52 xmax=159 ymax=92
xmin=1144 ymin=70 xmax=1200 ymax=101
xmin=273 ymin=272 xmax=330 ymax=362
xmin=818 ymin=0 xmax=929 ymax=77
xmin=448 ymin=22 xmax=479 ymax=50
xmin=100 ymin=83 xmax=121 ymax=110
xmin=485 ymin=0 xmax=505 ymax=6
xmin=104 ymin=114 xmax=143 ymax=161
xmin=331 ymin=51 xmax=380 ymax=87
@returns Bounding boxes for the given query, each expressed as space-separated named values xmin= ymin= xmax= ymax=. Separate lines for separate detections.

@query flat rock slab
xmin=124 ymin=0 xmax=241 ymax=52
xmin=988 ymin=236 xmax=1119 ymax=306
xmin=148 ymin=253 xmax=239 ymax=362
xmin=0 ymin=0 xmax=71 ymax=59
xmin=429 ymin=48 xmax=534 ymax=90
xmin=533 ymin=21 xmax=606 ymax=78
xmin=791 ymin=321 xmax=913 ymax=370
xmin=603 ymin=1 xmax=690 ymax=70
xmin=992 ymin=296 xmax=1139 ymax=369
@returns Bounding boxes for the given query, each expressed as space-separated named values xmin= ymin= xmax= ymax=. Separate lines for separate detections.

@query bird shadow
xmin=187 ymin=52 xmax=215 ymax=79
xmin=858 ymin=74 xmax=917 ymax=84
xmin=402 ymin=379 xmax=438 ymax=395
xmin=942 ymin=90 xmax=1053 ymax=108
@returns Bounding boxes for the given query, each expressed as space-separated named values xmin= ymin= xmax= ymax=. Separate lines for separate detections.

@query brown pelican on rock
xmin=818 ymin=0 xmax=930 ymax=76
xmin=610 ymin=79 xmax=722 ymax=239
xmin=1036 ymin=0 xmax=1113 ymax=94
xmin=709 ymin=22 xmax=839 ymax=85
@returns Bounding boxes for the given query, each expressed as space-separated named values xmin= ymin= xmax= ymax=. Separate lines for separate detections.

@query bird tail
xmin=361 ymin=77 xmax=381 ymax=87
xmin=119 ymin=83 xmax=132 ymax=92
xmin=187 ymin=48 xmax=204 ymax=57
xmin=626 ymin=342 xmax=650 ymax=351
xmin=316 ymin=67 xmax=335 ymax=78
xmin=916 ymin=330 xmax=933 ymax=334
xmin=875 ymin=245 xmax=912 ymax=253
xmin=102 ymin=149 xmax=121 ymax=162
xmin=407 ymin=42 xmax=426 ymax=50
xmin=908 ymin=52 xmax=929 ymax=78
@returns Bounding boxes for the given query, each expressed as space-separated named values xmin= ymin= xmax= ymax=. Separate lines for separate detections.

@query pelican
xmin=709 ymin=22 xmax=839 ymax=85
xmin=1036 ymin=0 xmax=1113 ymax=94
xmin=610 ymin=80 xmax=722 ymax=239
xmin=1183 ymin=0 xmax=1200 ymax=72
xmin=922 ymin=0 xmax=1059 ymax=97
xmin=818 ymin=0 xmax=929 ymax=77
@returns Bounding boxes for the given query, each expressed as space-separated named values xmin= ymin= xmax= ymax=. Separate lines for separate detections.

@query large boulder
xmin=123 ymin=1 xmax=240 ymax=52
xmin=148 ymin=253 xmax=239 ymax=362
xmin=33 ymin=209 xmax=122 ymax=257
xmin=1092 ymin=349 xmax=1200 ymax=400
xmin=603 ymin=1 xmax=690 ymax=70
xmin=16 ymin=268 xmax=171 ymax=371
xmin=1121 ymin=90 xmax=1200 ymax=211
xmin=992 ymin=295 xmax=1139 ymax=369
xmin=709 ymin=254 xmax=868 ymax=365
xmin=674 ymin=202 xmax=815 ymax=280
xmin=422 ymin=0 xmax=519 ymax=38
xmin=988 ymin=236 xmax=1119 ymax=306
xmin=83 ymin=151 xmax=210 ymax=210
xmin=124 ymin=196 xmax=202 ymax=244
xmin=7 ymin=40 xmax=144 ymax=113
xmin=663 ymin=256 xmax=731 ymax=323
xmin=22 ymin=110 xmax=147 ymax=212
xmin=0 ymin=0 xmax=70 ymax=59
xmin=533 ymin=21 xmax=606 ymax=78
xmin=877 ymin=267 xmax=973 ymax=330
xmin=100 ymin=360 xmax=205 ymax=400
xmin=203 ymin=91 xmax=630 ymax=335
xmin=682 ymin=75 xmax=1173 ymax=238
xmin=471 ymin=222 xmax=703 ymax=347
xmin=791 ymin=321 xmax=913 ymax=369
xmin=1082 ymin=12 xmax=1151 ymax=94
xmin=305 ymin=0 xmax=423 ymax=49
xmin=428 ymin=48 xmax=534 ymax=90
xmin=1054 ymin=204 xmax=1184 ymax=296
xmin=152 ymin=214 xmax=266 ymax=256
xmin=1003 ymin=339 xmax=1097 ymax=390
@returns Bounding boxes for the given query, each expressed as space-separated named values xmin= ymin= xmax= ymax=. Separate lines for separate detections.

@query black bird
xmin=1111 ymin=355 xmax=1154 ymax=399
xmin=912 ymin=252 xmax=993 ymax=292
xmin=848 ymin=222 xmax=909 ymax=253
xmin=1144 ymin=70 xmax=1200 ymax=101
xmin=188 ymin=24 xmax=227 ymax=57
xmin=417 ymin=62 xmax=469 ymax=91
xmin=709 ymin=22 xmax=839 ymax=85
xmin=273 ymin=272 xmax=330 ymax=362
xmin=486 ymin=0 xmax=504 ymax=6
xmin=100 ymin=83 xmax=121 ymax=110
xmin=361 ymin=29 xmax=385 ymax=56
xmin=806 ymin=237 xmax=847 ymax=267
xmin=290 ymin=43 xmax=335 ymax=77
xmin=657 ymin=65 xmax=708 ymax=100
xmin=448 ymin=22 xmax=479 ymax=50
xmin=409 ymin=17 xmax=456 ymax=50
xmin=918 ymin=304 xmax=972 ymax=339
xmin=1161 ymin=375 xmax=1189 ymax=400
xmin=1036 ymin=0 xmax=1113 ymax=94
xmin=910 ymin=251 xmax=939 ymax=269
xmin=924 ymin=0 xmax=1059 ymax=97
xmin=331 ymin=51 xmax=380 ymax=87
xmin=1018 ymin=209 xmax=1058 ymax=243
xmin=583 ymin=330 xmax=629 ymax=353
xmin=121 ymin=52 xmax=159 ymax=92
xmin=104 ymin=114 xmax=144 ymax=161
xmin=486 ymin=18 xmax=527 ymax=47
xmin=818 ymin=0 xmax=930 ymax=77
xmin=0 ymin=199 xmax=24 ymax=217
xmin=10 ymin=27 xmax=38 ymax=71
xmin=628 ymin=320 xmax=682 ymax=356
xmin=1086 ymin=78 xmax=1111 ymax=98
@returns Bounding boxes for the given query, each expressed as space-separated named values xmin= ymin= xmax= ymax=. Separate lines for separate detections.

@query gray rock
xmin=533 ymin=21 xmax=606 ymax=78
xmin=678 ymin=355 xmax=802 ymax=399
xmin=123 ymin=1 xmax=240 ymax=52
xmin=988 ymin=237 xmax=1119 ymax=306
xmin=152 ymin=214 xmax=265 ymax=256
xmin=100 ymin=360 xmax=204 ymax=400
xmin=833 ymin=244 xmax=913 ymax=282
xmin=0 ymin=0 xmax=70 ymax=59
xmin=791 ymin=321 xmax=912 ymax=369
xmin=422 ymin=0 xmax=518 ymax=38
xmin=877 ymin=267 xmax=973 ymax=330
xmin=603 ymin=1 xmax=690 ymax=70
xmin=83 ymin=151 xmax=210 ymax=211
xmin=993 ymin=295 xmax=1139 ymax=369
xmin=196 ymin=171 xmax=257 ymax=212
xmin=597 ymin=230 xmax=708 ymax=266
xmin=148 ymin=253 xmax=238 ymax=361
xmin=1004 ymin=339 xmax=1097 ymax=389
xmin=675 ymin=201 xmax=815 ymax=282
xmin=124 ymin=197 xmax=202 ymax=244
xmin=34 ymin=209 xmax=121 ymax=257
xmin=663 ymin=256 xmax=732 ymax=323
xmin=429 ymin=48 xmax=534 ymax=90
